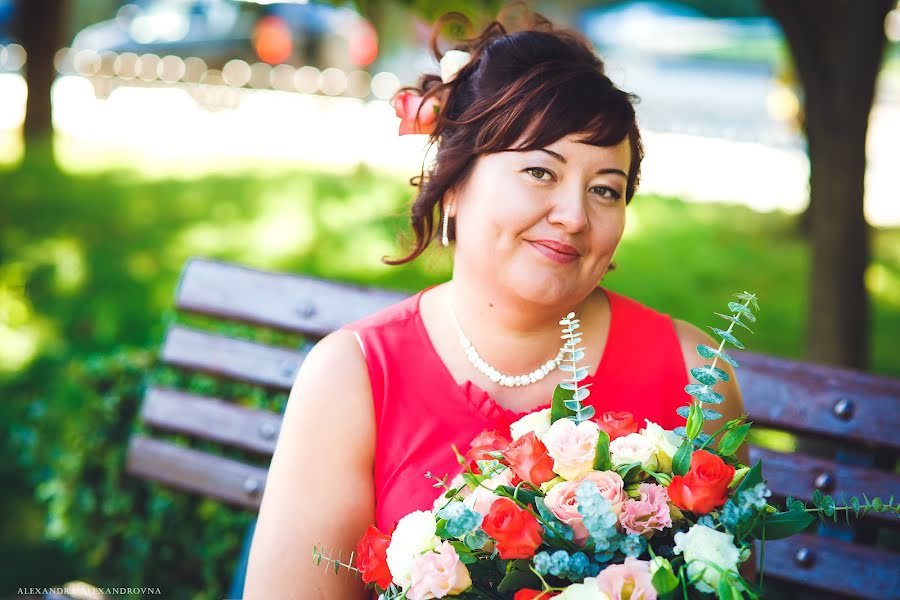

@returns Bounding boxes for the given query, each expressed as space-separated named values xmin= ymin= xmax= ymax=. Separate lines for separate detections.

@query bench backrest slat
xmin=176 ymin=258 xmax=407 ymax=335
xmin=127 ymin=436 xmax=266 ymax=511
xmin=735 ymin=351 xmax=900 ymax=450
xmin=161 ymin=325 xmax=306 ymax=389
xmin=141 ymin=387 xmax=281 ymax=456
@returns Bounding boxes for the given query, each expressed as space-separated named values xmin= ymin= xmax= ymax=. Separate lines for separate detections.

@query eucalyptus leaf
xmin=570 ymin=350 xmax=585 ymax=361
xmin=709 ymin=327 xmax=745 ymax=349
xmin=684 ymin=383 xmax=710 ymax=397
xmin=696 ymin=344 xmax=740 ymax=368
xmin=559 ymin=382 xmax=576 ymax=391
xmin=733 ymin=291 xmax=759 ymax=311
xmin=701 ymin=408 xmax=723 ymax=420
xmin=559 ymin=364 xmax=575 ymax=372
xmin=728 ymin=301 xmax=757 ymax=321
xmin=715 ymin=312 xmax=754 ymax=333
xmin=573 ymin=387 xmax=590 ymax=402
xmin=698 ymin=390 xmax=726 ymax=405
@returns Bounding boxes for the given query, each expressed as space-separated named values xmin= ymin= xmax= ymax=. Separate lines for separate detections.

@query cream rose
xmin=673 ymin=524 xmax=742 ymax=593
xmin=557 ymin=578 xmax=611 ymax=600
xmin=386 ymin=511 xmax=441 ymax=589
xmin=542 ymin=418 xmax=600 ymax=480
xmin=609 ymin=432 xmax=658 ymax=471
xmin=640 ymin=420 xmax=682 ymax=473
xmin=509 ymin=408 xmax=552 ymax=441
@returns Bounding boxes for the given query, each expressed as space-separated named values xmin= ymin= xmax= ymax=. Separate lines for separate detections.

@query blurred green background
xmin=1 ymin=0 xmax=898 ymax=598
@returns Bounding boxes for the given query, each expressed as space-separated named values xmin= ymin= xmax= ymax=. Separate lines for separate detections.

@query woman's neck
xmin=444 ymin=277 xmax=595 ymax=375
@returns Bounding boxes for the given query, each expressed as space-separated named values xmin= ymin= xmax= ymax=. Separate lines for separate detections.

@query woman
xmin=244 ymin=7 xmax=748 ymax=598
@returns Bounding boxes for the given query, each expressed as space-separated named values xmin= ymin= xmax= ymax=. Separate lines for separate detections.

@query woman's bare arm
xmin=243 ymin=329 xmax=376 ymax=599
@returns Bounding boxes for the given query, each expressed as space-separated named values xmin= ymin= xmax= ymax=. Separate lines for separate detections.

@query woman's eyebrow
xmin=537 ymin=148 xmax=627 ymax=178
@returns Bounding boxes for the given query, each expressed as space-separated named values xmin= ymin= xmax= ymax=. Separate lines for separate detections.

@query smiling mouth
xmin=527 ymin=240 xmax=580 ymax=264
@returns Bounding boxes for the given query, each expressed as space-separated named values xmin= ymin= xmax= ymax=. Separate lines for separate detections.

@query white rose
xmin=673 ymin=524 xmax=742 ymax=593
xmin=439 ymin=49 xmax=471 ymax=83
xmin=557 ymin=578 xmax=611 ymax=600
xmin=386 ymin=511 xmax=441 ymax=588
xmin=509 ymin=408 xmax=552 ymax=441
xmin=609 ymin=432 xmax=659 ymax=471
xmin=640 ymin=420 xmax=682 ymax=473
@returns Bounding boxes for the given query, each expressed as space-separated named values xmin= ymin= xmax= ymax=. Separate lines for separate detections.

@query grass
xmin=1 ymin=153 xmax=898 ymax=590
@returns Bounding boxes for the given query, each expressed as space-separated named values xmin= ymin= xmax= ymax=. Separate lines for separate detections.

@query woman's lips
xmin=527 ymin=240 xmax=580 ymax=264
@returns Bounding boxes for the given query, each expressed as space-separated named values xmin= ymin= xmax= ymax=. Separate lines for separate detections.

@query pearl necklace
xmin=448 ymin=297 xmax=566 ymax=387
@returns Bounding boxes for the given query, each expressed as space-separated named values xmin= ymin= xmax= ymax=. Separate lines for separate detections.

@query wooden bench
xmin=126 ymin=257 xmax=899 ymax=599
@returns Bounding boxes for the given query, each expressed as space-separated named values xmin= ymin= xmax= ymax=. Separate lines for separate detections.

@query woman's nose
xmin=547 ymin=188 xmax=589 ymax=233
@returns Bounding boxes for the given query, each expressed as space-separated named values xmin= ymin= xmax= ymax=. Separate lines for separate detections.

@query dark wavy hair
xmin=385 ymin=4 xmax=644 ymax=266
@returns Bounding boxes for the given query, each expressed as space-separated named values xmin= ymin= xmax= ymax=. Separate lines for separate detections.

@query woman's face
xmin=451 ymin=132 xmax=630 ymax=308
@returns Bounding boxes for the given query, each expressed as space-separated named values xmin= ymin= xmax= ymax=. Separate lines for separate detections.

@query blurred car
xmin=70 ymin=0 xmax=378 ymax=71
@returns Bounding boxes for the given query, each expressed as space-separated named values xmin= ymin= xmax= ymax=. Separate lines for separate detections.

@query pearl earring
xmin=441 ymin=206 xmax=451 ymax=247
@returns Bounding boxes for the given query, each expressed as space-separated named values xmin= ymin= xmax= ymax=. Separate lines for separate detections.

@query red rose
xmin=514 ymin=590 xmax=559 ymax=600
xmin=667 ymin=449 xmax=736 ymax=515
xmin=593 ymin=411 xmax=638 ymax=441
xmin=502 ymin=431 xmax=557 ymax=487
xmin=465 ymin=429 xmax=511 ymax=474
xmin=481 ymin=497 xmax=543 ymax=559
xmin=355 ymin=524 xmax=392 ymax=589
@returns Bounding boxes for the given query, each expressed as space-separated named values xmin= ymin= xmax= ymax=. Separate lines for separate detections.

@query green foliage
xmin=10 ymin=346 xmax=287 ymax=599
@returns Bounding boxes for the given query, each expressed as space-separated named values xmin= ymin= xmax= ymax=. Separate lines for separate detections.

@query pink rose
xmin=543 ymin=471 xmax=627 ymax=545
xmin=618 ymin=483 xmax=672 ymax=538
xmin=392 ymin=90 xmax=441 ymax=136
xmin=408 ymin=541 xmax=472 ymax=599
xmin=542 ymin=418 xmax=601 ymax=480
xmin=595 ymin=557 xmax=657 ymax=600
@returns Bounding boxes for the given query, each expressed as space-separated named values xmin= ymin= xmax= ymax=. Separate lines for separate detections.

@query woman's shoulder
xmin=343 ymin=288 xmax=426 ymax=333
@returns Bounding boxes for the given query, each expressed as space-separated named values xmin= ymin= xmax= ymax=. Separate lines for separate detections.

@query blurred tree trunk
xmin=16 ymin=0 xmax=67 ymax=159
xmin=763 ymin=0 xmax=892 ymax=369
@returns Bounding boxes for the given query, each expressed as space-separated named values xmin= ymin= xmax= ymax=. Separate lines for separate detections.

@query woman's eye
xmin=591 ymin=186 xmax=623 ymax=200
xmin=525 ymin=167 xmax=553 ymax=181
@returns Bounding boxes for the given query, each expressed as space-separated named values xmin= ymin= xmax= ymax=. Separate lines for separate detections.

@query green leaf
xmin=686 ymin=403 xmax=704 ymax=439
xmin=709 ymin=327 xmax=745 ymax=349
xmin=497 ymin=559 xmax=541 ymax=593
xmin=717 ymin=423 xmax=751 ymax=456
xmin=752 ymin=508 xmax=815 ymax=540
xmin=616 ymin=462 xmax=644 ymax=482
xmin=652 ymin=564 xmax=680 ymax=594
xmin=550 ymin=384 xmax=576 ymax=424
xmin=673 ymin=439 xmax=693 ymax=476
xmin=594 ymin=429 xmax=612 ymax=471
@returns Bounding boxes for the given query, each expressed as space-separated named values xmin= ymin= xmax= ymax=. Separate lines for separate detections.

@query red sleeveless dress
xmin=343 ymin=286 xmax=689 ymax=532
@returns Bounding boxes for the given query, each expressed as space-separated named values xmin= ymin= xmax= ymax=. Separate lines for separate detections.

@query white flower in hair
xmin=440 ymin=49 xmax=471 ymax=83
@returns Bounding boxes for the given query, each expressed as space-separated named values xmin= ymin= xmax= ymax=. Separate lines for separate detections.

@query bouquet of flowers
xmin=314 ymin=292 xmax=897 ymax=599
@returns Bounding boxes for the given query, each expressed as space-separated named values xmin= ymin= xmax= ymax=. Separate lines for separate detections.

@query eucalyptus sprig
xmin=676 ymin=291 xmax=759 ymax=444
xmin=556 ymin=312 xmax=595 ymax=424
